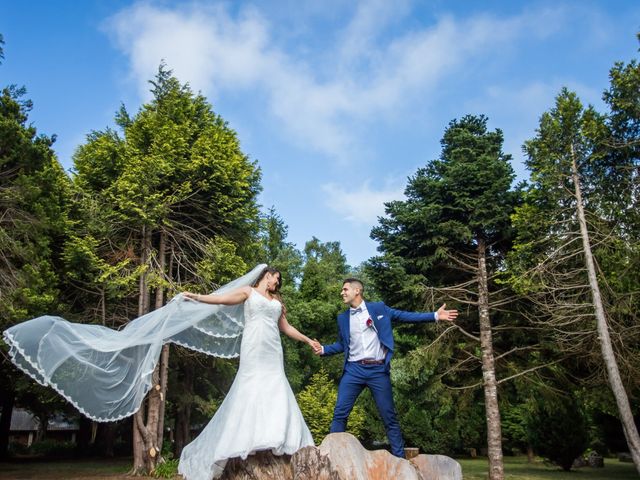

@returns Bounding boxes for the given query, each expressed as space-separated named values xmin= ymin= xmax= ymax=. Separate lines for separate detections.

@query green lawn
xmin=458 ymin=456 xmax=638 ymax=480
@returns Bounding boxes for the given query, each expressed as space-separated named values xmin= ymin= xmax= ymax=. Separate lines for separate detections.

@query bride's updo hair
xmin=253 ymin=266 xmax=282 ymax=292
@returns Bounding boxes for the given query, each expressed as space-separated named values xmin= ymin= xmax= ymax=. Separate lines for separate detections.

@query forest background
xmin=0 ymin=20 xmax=639 ymax=480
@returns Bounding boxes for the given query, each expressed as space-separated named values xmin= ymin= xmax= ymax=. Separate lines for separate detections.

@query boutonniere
xmin=366 ymin=317 xmax=378 ymax=332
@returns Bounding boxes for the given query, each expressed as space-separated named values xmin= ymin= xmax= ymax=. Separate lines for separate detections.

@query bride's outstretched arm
xmin=278 ymin=314 xmax=317 ymax=347
xmin=183 ymin=286 xmax=251 ymax=305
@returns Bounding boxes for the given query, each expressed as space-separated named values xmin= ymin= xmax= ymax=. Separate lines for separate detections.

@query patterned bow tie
xmin=350 ymin=307 xmax=362 ymax=315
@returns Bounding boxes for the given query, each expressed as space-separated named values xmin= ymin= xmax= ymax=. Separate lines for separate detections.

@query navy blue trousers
xmin=329 ymin=362 xmax=405 ymax=457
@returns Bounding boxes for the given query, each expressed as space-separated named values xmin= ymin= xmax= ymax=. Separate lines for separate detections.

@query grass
xmin=458 ymin=456 xmax=638 ymax=480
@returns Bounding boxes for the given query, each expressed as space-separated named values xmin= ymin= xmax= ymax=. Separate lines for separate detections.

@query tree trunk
xmin=526 ymin=445 xmax=534 ymax=463
xmin=97 ymin=422 xmax=116 ymax=457
xmin=132 ymin=226 xmax=152 ymax=475
xmin=132 ymin=409 xmax=147 ymax=474
xmin=174 ymin=360 xmax=194 ymax=457
xmin=76 ymin=416 xmax=92 ymax=456
xmin=0 ymin=391 xmax=14 ymax=459
xmin=132 ymin=228 xmax=172 ymax=474
xmin=156 ymin=345 xmax=170 ymax=448
xmin=477 ymin=238 xmax=504 ymax=480
xmin=100 ymin=287 xmax=106 ymax=326
xmin=36 ymin=414 xmax=48 ymax=442
xmin=571 ymin=145 xmax=640 ymax=474
xmin=155 ymin=233 xmax=170 ymax=451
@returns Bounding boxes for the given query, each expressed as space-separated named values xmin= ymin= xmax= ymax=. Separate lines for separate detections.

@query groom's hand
xmin=437 ymin=303 xmax=458 ymax=322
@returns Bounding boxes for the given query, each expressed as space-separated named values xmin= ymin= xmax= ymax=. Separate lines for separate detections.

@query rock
xmin=572 ymin=455 xmax=588 ymax=468
xmin=218 ymin=433 xmax=462 ymax=480
xmin=319 ymin=432 xmax=422 ymax=480
xmin=618 ymin=452 xmax=633 ymax=463
xmin=587 ymin=451 xmax=604 ymax=468
xmin=410 ymin=454 xmax=463 ymax=480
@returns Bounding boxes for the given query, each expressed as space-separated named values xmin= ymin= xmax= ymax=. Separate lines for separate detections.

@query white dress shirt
xmin=347 ymin=301 xmax=386 ymax=362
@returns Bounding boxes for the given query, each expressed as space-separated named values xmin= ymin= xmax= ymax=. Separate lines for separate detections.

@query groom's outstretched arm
xmin=388 ymin=303 xmax=458 ymax=323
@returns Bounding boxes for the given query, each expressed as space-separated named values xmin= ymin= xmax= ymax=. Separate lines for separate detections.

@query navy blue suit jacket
xmin=322 ymin=301 xmax=436 ymax=371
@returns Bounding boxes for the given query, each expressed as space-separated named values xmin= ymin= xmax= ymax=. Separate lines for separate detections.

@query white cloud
xmin=104 ymin=2 xmax=567 ymax=162
xmin=322 ymin=181 xmax=405 ymax=225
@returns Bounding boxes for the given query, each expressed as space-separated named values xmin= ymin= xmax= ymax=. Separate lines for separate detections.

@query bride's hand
xmin=183 ymin=292 xmax=200 ymax=302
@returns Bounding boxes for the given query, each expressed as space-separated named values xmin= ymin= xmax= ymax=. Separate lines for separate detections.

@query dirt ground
xmin=0 ymin=458 xmax=158 ymax=480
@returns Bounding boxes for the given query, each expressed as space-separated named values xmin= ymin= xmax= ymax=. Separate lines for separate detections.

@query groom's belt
xmin=351 ymin=359 xmax=385 ymax=365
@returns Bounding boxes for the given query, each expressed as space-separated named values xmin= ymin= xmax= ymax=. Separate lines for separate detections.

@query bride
xmin=178 ymin=267 xmax=315 ymax=479
xmin=3 ymin=265 xmax=315 ymax=480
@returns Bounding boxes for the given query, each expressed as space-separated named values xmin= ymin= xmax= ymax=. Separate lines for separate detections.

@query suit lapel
xmin=339 ymin=310 xmax=350 ymax=346
xmin=365 ymin=301 xmax=379 ymax=330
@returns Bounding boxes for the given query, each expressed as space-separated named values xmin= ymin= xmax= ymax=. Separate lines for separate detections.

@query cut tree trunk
xmin=477 ymin=238 xmax=504 ymax=480
xmin=571 ymin=145 xmax=640 ymax=474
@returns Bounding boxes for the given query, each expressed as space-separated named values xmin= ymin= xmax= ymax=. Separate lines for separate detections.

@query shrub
xmin=153 ymin=458 xmax=179 ymax=478
xmin=527 ymin=394 xmax=589 ymax=471
xmin=297 ymin=368 xmax=365 ymax=444
xmin=8 ymin=441 xmax=29 ymax=455
xmin=30 ymin=439 xmax=76 ymax=457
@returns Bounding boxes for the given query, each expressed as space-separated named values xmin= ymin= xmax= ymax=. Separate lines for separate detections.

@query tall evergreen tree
xmin=370 ymin=115 xmax=519 ymax=480
xmin=70 ymin=64 xmax=261 ymax=473
xmin=510 ymin=88 xmax=640 ymax=472
xmin=0 ymin=83 xmax=71 ymax=457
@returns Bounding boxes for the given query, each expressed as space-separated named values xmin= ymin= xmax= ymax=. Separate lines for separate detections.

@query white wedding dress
xmin=178 ymin=289 xmax=314 ymax=480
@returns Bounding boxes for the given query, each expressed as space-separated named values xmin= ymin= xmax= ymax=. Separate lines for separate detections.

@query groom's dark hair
xmin=343 ymin=278 xmax=364 ymax=295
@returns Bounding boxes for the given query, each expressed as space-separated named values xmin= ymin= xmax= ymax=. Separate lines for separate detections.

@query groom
xmin=312 ymin=278 xmax=458 ymax=458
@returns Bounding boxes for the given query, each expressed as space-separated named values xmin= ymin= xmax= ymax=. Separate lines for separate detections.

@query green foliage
xmin=299 ymin=237 xmax=349 ymax=302
xmin=367 ymin=114 xmax=521 ymax=458
xmin=297 ymin=369 xmax=365 ymax=444
xmin=0 ymin=82 xmax=72 ymax=427
xmin=29 ymin=439 xmax=76 ymax=457
xmin=527 ymin=393 xmax=589 ymax=471
xmin=282 ymin=237 xmax=349 ymax=391
xmin=194 ymin=237 xmax=248 ymax=288
xmin=0 ymin=85 xmax=71 ymax=325
xmin=371 ymin=114 xmax=517 ymax=291
xmin=508 ymin=83 xmax=640 ymax=397
xmin=259 ymin=207 xmax=303 ymax=285
xmin=67 ymin=63 xmax=262 ymax=332
xmin=153 ymin=458 xmax=179 ymax=478
xmin=392 ymin=344 xmax=485 ymax=453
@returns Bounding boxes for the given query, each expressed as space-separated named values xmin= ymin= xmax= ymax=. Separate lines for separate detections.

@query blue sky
xmin=2 ymin=1 xmax=639 ymax=267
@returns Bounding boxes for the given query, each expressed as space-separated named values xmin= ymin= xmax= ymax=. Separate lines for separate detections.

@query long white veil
xmin=3 ymin=264 xmax=268 ymax=422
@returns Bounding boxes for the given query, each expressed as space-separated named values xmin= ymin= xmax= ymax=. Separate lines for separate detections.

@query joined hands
xmin=309 ymin=339 xmax=322 ymax=355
